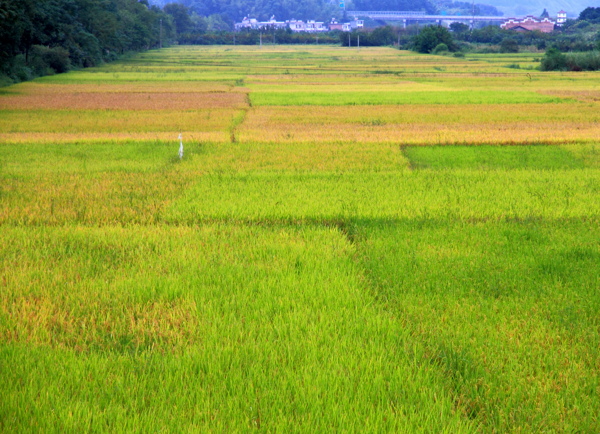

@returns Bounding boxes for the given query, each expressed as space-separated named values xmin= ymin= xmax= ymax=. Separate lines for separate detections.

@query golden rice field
xmin=1 ymin=45 xmax=599 ymax=432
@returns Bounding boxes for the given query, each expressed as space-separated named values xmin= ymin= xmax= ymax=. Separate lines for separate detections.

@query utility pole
xmin=348 ymin=33 xmax=351 ymax=47
xmin=357 ymin=34 xmax=360 ymax=51
xmin=233 ymin=32 xmax=236 ymax=45
xmin=260 ymin=32 xmax=262 ymax=47
xmin=159 ymin=19 xmax=163 ymax=49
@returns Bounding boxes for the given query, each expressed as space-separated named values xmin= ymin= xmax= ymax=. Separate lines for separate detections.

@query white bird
xmin=178 ymin=133 xmax=184 ymax=159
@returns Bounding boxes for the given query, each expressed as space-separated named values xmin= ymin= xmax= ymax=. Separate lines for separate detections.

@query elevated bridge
xmin=348 ymin=11 xmax=508 ymax=27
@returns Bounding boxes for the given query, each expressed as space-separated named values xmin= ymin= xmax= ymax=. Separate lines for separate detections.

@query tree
xmin=411 ymin=25 xmax=456 ymax=53
xmin=432 ymin=43 xmax=449 ymax=54
xmin=579 ymin=7 xmax=600 ymax=23
xmin=207 ymin=14 xmax=231 ymax=32
xmin=164 ymin=3 xmax=194 ymax=34
xmin=450 ymin=22 xmax=469 ymax=34
xmin=499 ymin=38 xmax=519 ymax=53
xmin=1 ymin=0 xmax=171 ymax=83
xmin=540 ymin=47 xmax=567 ymax=71
xmin=369 ymin=25 xmax=395 ymax=46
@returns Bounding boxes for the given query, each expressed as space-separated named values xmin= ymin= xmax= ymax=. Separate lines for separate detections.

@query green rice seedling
xmin=250 ymin=90 xmax=566 ymax=106
xmin=404 ymin=145 xmax=586 ymax=170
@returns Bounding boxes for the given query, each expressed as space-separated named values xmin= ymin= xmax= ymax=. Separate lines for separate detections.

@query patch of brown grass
xmin=1 ymin=295 xmax=199 ymax=353
xmin=0 ymin=171 xmax=192 ymax=225
xmin=538 ymin=90 xmax=600 ymax=103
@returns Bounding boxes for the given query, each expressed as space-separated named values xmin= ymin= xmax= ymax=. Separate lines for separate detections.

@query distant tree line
xmin=0 ymin=0 xmax=175 ymax=85
xmin=401 ymin=6 xmax=600 ymax=55
xmin=402 ymin=6 xmax=600 ymax=71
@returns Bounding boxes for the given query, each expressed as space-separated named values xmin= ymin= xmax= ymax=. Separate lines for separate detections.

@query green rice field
xmin=1 ymin=46 xmax=599 ymax=432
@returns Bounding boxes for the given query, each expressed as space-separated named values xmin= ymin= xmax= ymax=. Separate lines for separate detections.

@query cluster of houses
xmin=234 ymin=16 xmax=364 ymax=33
xmin=500 ymin=11 xmax=567 ymax=33
xmin=235 ymin=11 xmax=568 ymax=34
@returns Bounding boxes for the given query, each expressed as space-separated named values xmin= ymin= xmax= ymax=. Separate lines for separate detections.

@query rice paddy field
xmin=1 ymin=45 xmax=599 ymax=431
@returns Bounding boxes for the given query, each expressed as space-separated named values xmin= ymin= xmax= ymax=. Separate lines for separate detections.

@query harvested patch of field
xmin=0 ymin=82 xmax=237 ymax=95
xmin=0 ymin=91 xmax=248 ymax=110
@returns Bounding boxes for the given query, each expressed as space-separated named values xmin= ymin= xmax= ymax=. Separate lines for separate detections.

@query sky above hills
xmin=149 ymin=0 xmax=592 ymax=19
xmin=480 ymin=0 xmax=590 ymax=17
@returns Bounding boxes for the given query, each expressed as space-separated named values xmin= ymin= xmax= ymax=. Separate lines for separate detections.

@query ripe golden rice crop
xmin=238 ymin=104 xmax=600 ymax=145
xmin=192 ymin=141 xmax=410 ymax=172
xmin=0 ymin=171 xmax=192 ymax=225
xmin=0 ymin=108 xmax=239 ymax=143
xmin=0 ymin=131 xmax=230 ymax=144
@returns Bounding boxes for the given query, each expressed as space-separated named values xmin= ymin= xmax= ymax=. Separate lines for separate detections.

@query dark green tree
xmin=579 ymin=7 xmax=600 ymax=23
xmin=499 ymin=38 xmax=519 ymax=53
xmin=449 ymin=22 xmax=469 ymax=35
xmin=164 ymin=3 xmax=194 ymax=34
xmin=540 ymin=47 xmax=567 ymax=71
xmin=411 ymin=25 xmax=456 ymax=53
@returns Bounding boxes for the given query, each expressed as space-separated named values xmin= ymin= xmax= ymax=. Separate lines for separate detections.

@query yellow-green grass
xmin=250 ymin=89 xmax=566 ymax=106
xmin=404 ymin=144 xmax=586 ymax=170
xmin=1 ymin=45 xmax=600 ymax=432
xmin=164 ymin=170 xmax=600 ymax=225
xmin=0 ymin=224 xmax=474 ymax=431
xmin=356 ymin=219 xmax=600 ymax=431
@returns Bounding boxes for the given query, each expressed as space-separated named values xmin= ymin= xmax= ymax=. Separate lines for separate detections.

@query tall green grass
xmin=355 ymin=220 xmax=600 ymax=431
xmin=0 ymin=225 xmax=474 ymax=432
xmin=405 ymin=145 xmax=585 ymax=170
xmin=250 ymin=90 xmax=567 ymax=106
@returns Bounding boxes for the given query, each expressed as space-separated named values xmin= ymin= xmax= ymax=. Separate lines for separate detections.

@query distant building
xmin=235 ymin=16 xmax=288 ymax=31
xmin=235 ymin=16 xmax=327 ymax=32
xmin=344 ymin=19 xmax=364 ymax=31
xmin=501 ymin=16 xmax=555 ymax=33
xmin=288 ymin=20 xmax=328 ymax=32
xmin=329 ymin=19 xmax=344 ymax=31
xmin=234 ymin=16 xmax=362 ymax=32
xmin=556 ymin=10 xmax=567 ymax=26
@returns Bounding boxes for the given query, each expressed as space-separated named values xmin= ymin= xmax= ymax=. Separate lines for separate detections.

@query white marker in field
xmin=178 ymin=133 xmax=184 ymax=159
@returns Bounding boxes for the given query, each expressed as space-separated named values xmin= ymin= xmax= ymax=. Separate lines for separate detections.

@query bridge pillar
xmin=403 ymin=19 xmax=406 ymax=29
xmin=470 ymin=19 xmax=474 ymax=30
